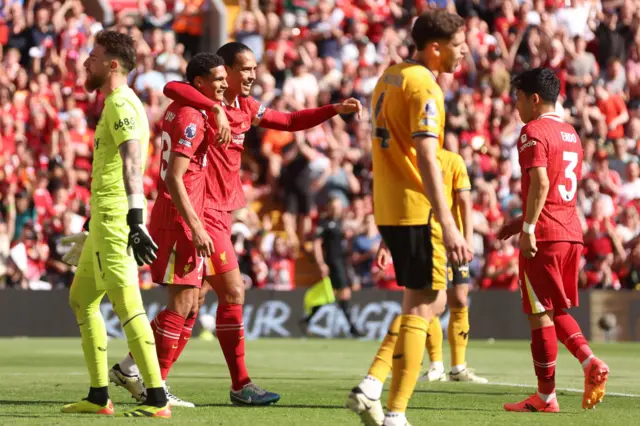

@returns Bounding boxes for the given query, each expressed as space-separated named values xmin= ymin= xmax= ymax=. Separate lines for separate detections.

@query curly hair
xmin=186 ymin=53 xmax=226 ymax=84
xmin=95 ymin=30 xmax=137 ymax=73
xmin=411 ymin=10 xmax=465 ymax=50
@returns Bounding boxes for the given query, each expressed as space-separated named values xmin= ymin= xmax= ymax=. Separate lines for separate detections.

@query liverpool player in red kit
xmin=500 ymin=68 xmax=609 ymax=413
xmin=109 ymin=53 xmax=231 ymax=407
xmin=162 ymin=42 xmax=362 ymax=406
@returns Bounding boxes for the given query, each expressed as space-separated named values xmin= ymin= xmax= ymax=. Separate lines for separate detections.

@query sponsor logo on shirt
xmin=519 ymin=140 xmax=536 ymax=153
xmin=113 ymin=117 xmax=136 ymax=132
xmin=178 ymin=138 xmax=192 ymax=148
xmin=184 ymin=123 xmax=197 ymax=140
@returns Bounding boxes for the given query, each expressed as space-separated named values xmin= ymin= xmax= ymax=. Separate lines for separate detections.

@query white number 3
xmin=558 ymin=151 xmax=578 ymax=201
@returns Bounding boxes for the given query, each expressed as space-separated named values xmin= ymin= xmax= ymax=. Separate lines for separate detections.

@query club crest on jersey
xmin=184 ymin=123 xmax=197 ymax=140
xmin=521 ymin=134 xmax=527 ymax=143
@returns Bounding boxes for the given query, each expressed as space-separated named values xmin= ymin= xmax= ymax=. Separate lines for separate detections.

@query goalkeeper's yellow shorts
xmin=75 ymin=209 xmax=138 ymax=290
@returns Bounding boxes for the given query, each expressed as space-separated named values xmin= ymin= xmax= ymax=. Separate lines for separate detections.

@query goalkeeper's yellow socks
xmin=69 ymin=282 xmax=109 ymax=404
xmin=448 ymin=306 xmax=470 ymax=370
xmin=426 ymin=316 xmax=443 ymax=365
xmin=357 ymin=315 xmax=401 ymax=400
xmin=387 ymin=315 xmax=428 ymax=413
xmin=108 ymin=286 xmax=167 ymax=407
xmin=79 ymin=310 xmax=110 ymax=393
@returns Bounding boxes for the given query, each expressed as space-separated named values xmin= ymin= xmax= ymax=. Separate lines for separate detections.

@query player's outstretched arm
xmin=164 ymin=81 xmax=214 ymax=110
xmin=255 ymin=98 xmax=362 ymax=131
xmin=164 ymin=81 xmax=362 ymax=131
xmin=119 ymin=139 xmax=158 ymax=266
xmin=415 ymin=136 xmax=470 ymax=266
xmin=165 ymin=152 xmax=215 ymax=258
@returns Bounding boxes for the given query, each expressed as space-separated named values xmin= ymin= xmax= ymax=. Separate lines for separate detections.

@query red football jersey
xmin=518 ymin=112 xmax=584 ymax=243
xmin=204 ymin=96 xmax=263 ymax=211
xmin=150 ymin=103 xmax=209 ymax=235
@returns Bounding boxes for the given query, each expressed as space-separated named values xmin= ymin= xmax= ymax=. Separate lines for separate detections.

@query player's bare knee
xmin=430 ymin=289 xmax=448 ymax=317
xmin=167 ymin=286 xmax=196 ymax=317
xmin=222 ymin=284 xmax=244 ymax=305
xmin=528 ymin=311 xmax=554 ymax=329
xmin=446 ymin=289 xmax=468 ymax=309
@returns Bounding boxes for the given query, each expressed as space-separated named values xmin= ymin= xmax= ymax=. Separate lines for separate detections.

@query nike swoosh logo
xmin=172 ymin=345 xmax=179 ymax=349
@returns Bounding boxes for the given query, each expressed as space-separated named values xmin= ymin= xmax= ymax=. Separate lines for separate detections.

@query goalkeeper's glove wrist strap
xmin=127 ymin=208 xmax=144 ymax=226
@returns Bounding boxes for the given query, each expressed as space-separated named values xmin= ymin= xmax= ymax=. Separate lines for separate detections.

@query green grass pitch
xmin=1 ymin=338 xmax=638 ymax=425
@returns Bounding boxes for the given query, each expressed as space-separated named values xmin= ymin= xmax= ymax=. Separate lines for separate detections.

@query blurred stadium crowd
xmin=0 ymin=0 xmax=639 ymax=291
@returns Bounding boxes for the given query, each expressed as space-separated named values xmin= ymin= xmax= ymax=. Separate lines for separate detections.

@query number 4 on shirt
xmin=373 ymin=92 xmax=390 ymax=148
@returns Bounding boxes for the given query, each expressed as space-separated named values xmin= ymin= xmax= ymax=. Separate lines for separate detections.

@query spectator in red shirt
xmin=581 ymin=237 xmax=621 ymax=290
xmin=481 ymin=238 xmax=519 ymax=291
xmin=595 ymin=80 xmax=629 ymax=141
xmin=589 ymin=150 xmax=622 ymax=204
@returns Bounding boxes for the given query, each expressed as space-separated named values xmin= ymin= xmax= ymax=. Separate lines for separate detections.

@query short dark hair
xmin=95 ymin=30 xmax=136 ymax=73
xmin=511 ymin=67 xmax=560 ymax=104
xmin=186 ymin=53 xmax=225 ymax=84
xmin=411 ymin=10 xmax=465 ymax=50
xmin=216 ymin=42 xmax=252 ymax=67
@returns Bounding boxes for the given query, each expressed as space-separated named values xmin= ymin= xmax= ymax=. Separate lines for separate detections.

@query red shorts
xmin=519 ymin=241 xmax=583 ymax=315
xmin=204 ymin=208 xmax=238 ymax=276
xmin=150 ymin=227 xmax=204 ymax=287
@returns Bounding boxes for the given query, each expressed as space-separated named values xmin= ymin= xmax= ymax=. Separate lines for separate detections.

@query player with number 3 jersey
xmin=500 ymin=68 xmax=608 ymax=414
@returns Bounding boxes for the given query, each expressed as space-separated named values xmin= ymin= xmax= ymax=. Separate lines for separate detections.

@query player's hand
xmin=192 ymin=223 xmax=215 ymax=258
xmin=127 ymin=209 xmax=158 ymax=266
xmin=212 ymin=105 xmax=232 ymax=148
xmin=318 ymin=262 xmax=330 ymax=278
xmin=443 ymin=226 xmax=473 ymax=267
xmin=497 ymin=216 xmax=524 ymax=240
xmin=60 ymin=232 xmax=88 ymax=266
xmin=519 ymin=232 xmax=538 ymax=258
xmin=334 ymin=98 xmax=363 ymax=119
xmin=375 ymin=243 xmax=391 ymax=270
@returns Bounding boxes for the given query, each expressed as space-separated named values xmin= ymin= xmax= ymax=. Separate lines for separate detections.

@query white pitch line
xmin=3 ymin=373 xmax=639 ymax=398
xmin=489 ymin=381 xmax=640 ymax=398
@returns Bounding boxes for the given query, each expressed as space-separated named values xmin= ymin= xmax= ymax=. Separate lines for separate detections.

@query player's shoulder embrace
xmin=170 ymin=103 xmax=206 ymax=126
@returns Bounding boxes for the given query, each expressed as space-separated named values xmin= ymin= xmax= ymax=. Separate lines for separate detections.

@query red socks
xmin=173 ymin=314 xmax=197 ymax=364
xmin=554 ymin=310 xmax=593 ymax=364
xmin=531 ymin=325 xmax=557 ymax=396
xmin=151 ymin=309 xmax=186 ymax=381
xmin=216 ymin=304 xmax=250 ymax=391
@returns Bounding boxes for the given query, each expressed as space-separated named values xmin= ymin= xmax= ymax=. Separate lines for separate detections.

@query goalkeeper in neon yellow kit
xmin=60 ymin=31 xmax=171 ymax=418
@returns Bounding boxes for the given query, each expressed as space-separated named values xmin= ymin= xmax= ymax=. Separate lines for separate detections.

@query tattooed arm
xmin=118 ymin=139 xmax=144 ymax=197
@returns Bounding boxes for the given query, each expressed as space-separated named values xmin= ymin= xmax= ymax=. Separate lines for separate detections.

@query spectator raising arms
xmin=1 ymin=0 xmax=639 ymax=292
